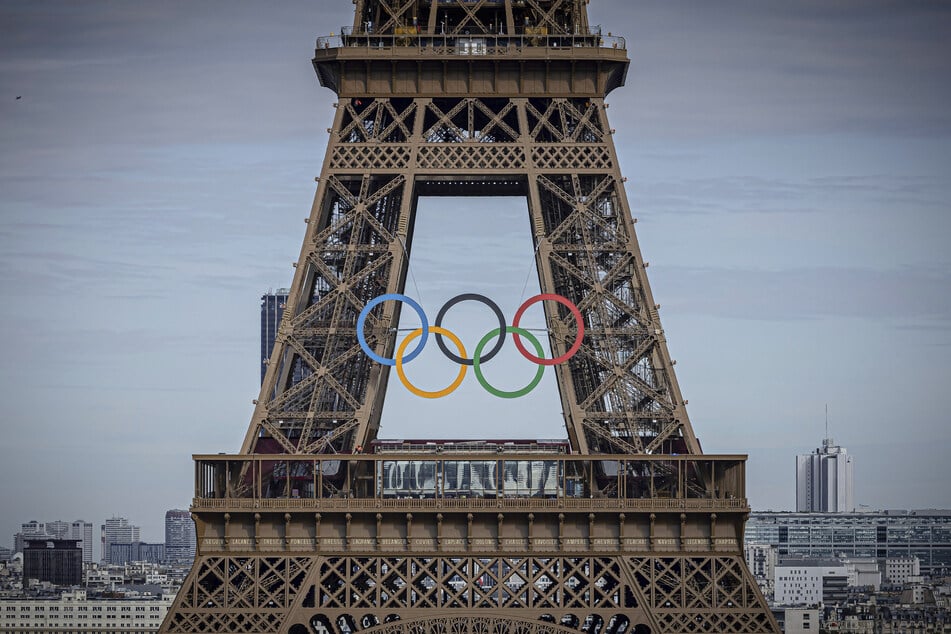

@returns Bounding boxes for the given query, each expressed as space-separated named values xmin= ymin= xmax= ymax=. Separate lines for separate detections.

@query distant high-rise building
xmin=261 ymin=288 xmax=290 ymax=384
xmin=70 ymin=520 xmax=94 ymax=564
xmin=46 ymin=520 xmax=70 ymax=539
xmin=49 ymin=521 xmax=95 ymax=564
xmin=261 ymin=287 xmax=309 ymax=385
xmin=23 ymin=539 xmax=82 ymax=586
xmin=164 ymin=509 xmax=196 ymax=563
xmin=13 ymin=520 xmax=48 ymax=554
xmin=796 ymin=437 xmax=854 ymax=512
xmin=13 ymin=519 xmax=94 ymax=563
xmin=109 ymin=541 xmax=165 ymax=565
xmin=745 ymin=542 xmax=777 ymax=583
xmin=100 ymin=517 xmax=140 ymax=564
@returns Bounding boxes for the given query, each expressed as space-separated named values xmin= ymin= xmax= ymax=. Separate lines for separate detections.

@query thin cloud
xmin=632 ymin=174 xmax=951 ymax=217
xmin=656 ymin=265 xmax=951 ymax=322
xmin=596 ymin=0 xmax=951 ymax=138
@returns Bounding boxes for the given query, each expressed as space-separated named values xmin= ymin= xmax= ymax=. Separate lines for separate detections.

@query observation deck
xmin=191 ymin=452 xmax=749 ymax=556
xmin=312 ymin=26 xmax=629 ymax=98
xmin=194 ymin=453 xmax=747 ymax=512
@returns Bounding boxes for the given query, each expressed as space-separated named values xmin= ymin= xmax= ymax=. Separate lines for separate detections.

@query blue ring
xmin=357 ymin=293 xmax=429 ymax=366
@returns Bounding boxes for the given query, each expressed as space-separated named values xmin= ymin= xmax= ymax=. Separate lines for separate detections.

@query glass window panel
xmin=288 ymin=461 xmax=314 ymax=498
xmin=381 ymin=460 xmax=439 ymax=498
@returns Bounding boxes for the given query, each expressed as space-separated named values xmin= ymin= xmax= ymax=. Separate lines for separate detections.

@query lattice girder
xmin=165 ymin=555 xmax=314 ymax=633
xmin=243 ymin=95 xmax=699 ymax=458
xmin=351 ymin=0 xmax=590 ymax=38
xmin=163 ymin=551 xmax=773 ymax=634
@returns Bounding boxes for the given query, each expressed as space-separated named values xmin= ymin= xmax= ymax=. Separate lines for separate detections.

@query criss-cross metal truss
xmin=354 ymin=0 xmax=589 ymax=38
xmin=240 ymin=93 xmax=698 ymax=458
xmin=161 ymin=1 xmax=778 ymax=632
xmin=165 ymin=552 xmax=771 ymax=634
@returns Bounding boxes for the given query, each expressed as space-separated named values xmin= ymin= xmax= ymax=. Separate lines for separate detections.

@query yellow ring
xmin=395 ymin=326 xmax=467 ymax=399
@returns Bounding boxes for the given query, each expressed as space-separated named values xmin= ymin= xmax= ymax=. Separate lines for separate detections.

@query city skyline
xmin=1 ymin=0 xmax=950 ymax=543
xmin=8 ymin=512 xmax=195 ymax=563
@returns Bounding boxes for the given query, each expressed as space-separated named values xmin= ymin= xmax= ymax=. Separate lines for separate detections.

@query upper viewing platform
xmin=313 ymin=0 xmax=629 ymax=97
xmin=316 ymin=26 xmax=625 ymax=57
xmin=191 ymin=452 xmax=749 ymax=514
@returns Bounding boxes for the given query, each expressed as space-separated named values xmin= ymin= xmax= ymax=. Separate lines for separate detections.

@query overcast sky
xmin=1 ymin=1 xmax=950 ymax=552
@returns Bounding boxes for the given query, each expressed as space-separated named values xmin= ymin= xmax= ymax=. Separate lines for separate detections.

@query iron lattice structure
xmin=161 ymin=1 xmax=779 ymax=632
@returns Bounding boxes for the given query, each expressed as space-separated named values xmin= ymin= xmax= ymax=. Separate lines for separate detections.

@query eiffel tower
xmin=161 ymin=1 xmax=779 ymax=632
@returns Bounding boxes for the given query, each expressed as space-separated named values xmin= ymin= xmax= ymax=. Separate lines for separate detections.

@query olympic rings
xmin=512 ymin=293 xmax=584 ymax=366
xmin=434 ymin=293 xmax=506 ymax=366
xmin=473 ymin=327 xmax=546 ymax=399
xmin=396 ymin=326 xmax=467 ymax=399
xmin=356 ymin=292 xmax=584 ymax=398
xmin=357 ymin=293 xmax=428 ymax=366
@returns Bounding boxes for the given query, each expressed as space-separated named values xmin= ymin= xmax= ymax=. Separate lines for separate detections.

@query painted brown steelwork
xmin=161 ymin=1 xmax=779 ymax=632
xmin=239 ymin=92 xmax=698 ymax=457
xmin=167 ymin=453 xmax=772 ymax=633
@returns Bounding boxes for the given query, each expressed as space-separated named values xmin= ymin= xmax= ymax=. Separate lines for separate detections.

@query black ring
xmin=434 ymin=293 xmax=507 ymax=366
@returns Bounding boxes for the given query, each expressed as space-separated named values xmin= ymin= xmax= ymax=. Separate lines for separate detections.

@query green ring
xmin=473 ymin=326 xmax=546 ymax=398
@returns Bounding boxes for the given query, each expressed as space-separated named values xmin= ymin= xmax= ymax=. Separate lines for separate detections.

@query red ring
xmin=511 ymin=293 xmax=584 ymax=366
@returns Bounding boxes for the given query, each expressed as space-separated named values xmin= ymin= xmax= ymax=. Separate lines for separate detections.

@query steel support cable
xmin=396 ymin=235 xmax=424 ymax=307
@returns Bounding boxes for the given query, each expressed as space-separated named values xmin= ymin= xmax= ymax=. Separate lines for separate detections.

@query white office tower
xmin=71 ymin=520 xmax=94 ymax=563
xmin=774 ymin=560 xmax=850 ymax=606
xmin=165 ymin=509 xmax=196 ymax=563
xmin=50 ymin=520 xmax=95 ymax=563
xmin=744 ymin=543 xmax=777 ymax=582
xmin=101 ymin=516 xmax=140 ymax=563
xmin=796 ymin=437 xmax=854 ymax=512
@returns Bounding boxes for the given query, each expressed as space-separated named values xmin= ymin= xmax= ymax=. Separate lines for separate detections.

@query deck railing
xmin=315 ymin=28 xmax=626 ymax=54
xmin=193 ymin=453 xmax=747 ymax=509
